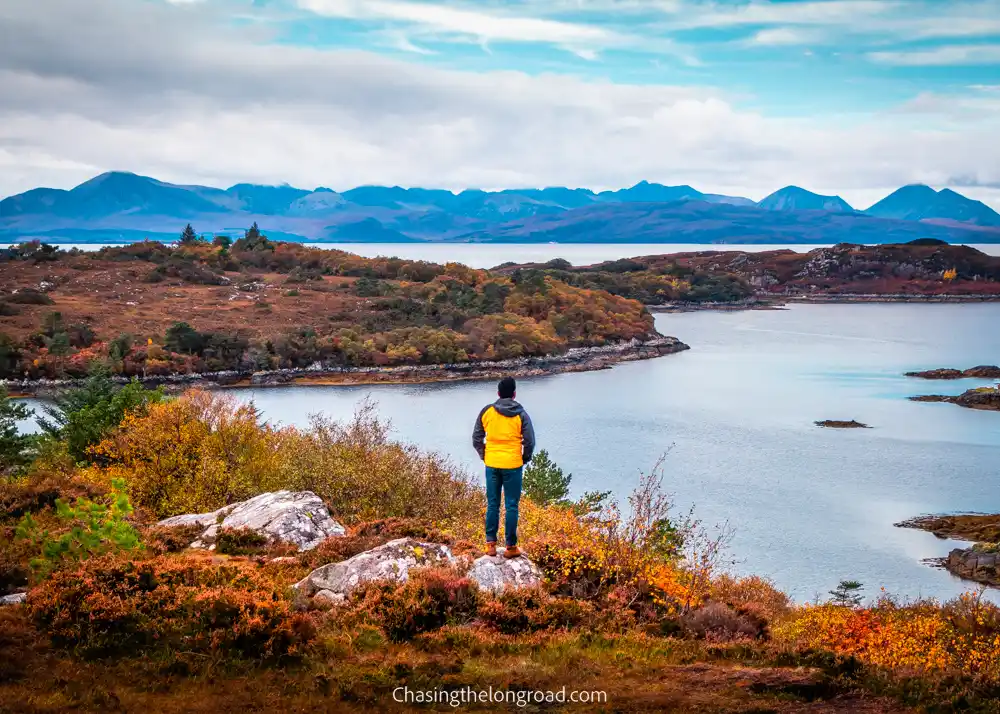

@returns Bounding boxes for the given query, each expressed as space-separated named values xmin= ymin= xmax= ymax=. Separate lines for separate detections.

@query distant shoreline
xmin=3 ymin=337 xmax=689 ymax=398
xmin=649 ymin=293 xmax=1000 ymax=312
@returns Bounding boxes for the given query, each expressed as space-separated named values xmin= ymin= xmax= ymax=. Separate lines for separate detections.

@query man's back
xmin=474 ymin=397 xmax=535 ymax=469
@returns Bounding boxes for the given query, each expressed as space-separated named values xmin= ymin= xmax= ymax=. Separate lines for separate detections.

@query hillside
xmin=0 ymin=236 xmax=668 ymax=384
xmin=4 ymin=172 xmax=1000 ymax=244
xmin=497 ymin=241 xmax=1000 ymax=304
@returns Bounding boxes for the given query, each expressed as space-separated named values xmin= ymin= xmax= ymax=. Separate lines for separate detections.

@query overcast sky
xmin=1 ymin=0 xmax=999 ymax=209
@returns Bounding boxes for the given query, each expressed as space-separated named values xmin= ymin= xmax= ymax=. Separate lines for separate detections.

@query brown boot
xmin=485 ymin=542 xmax=497 ymax=557
xmin=502 ymin=546 xmax=522 ymax=559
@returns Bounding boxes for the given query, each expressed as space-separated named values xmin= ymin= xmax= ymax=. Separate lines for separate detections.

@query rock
xmin=468 ymin=552 xmax=543 ymax=593
xmin=295 ymin=537 xmax=454 ymax=598
xmin=156 ymin=491 xmax=345 ymax=551
xmin=0 ymin=592 xmax=26 ymax=606
xmin=814 ymin=419 xmax=871 ymax=429
xmin=906 ymin=365 xmax=1000 ymax=380
xmin=944 ymin=547 xmax=1000 ymax=586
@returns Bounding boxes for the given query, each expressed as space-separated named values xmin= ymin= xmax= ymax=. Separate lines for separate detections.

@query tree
xmin=0 ymin=332 xmax=21 ymax=378
xmin=164 ymin=321 xmax=206 ymax=355
xmin=37 ymin=367 xmax=163 ymax=463
xmin=213 ymin=234 xmax=232 ymax=252
xmin=828 ymin=580 xmax=864 ymax=607
xmin=0 ymin=386 xmax=33 ymax=472
xmin=522 ymin=450 xmax=572 ymax=506
xmin=180 ymin=224 xmax=199 ymax=244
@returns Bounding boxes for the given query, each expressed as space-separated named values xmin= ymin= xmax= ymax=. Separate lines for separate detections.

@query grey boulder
xmin=156 ymin=490 xmax=345 ymax=551
xmin=296 ymin=537 xmax=454 ymax=598
xmin=467 ymin=552 xmax=543 ymax=593
xmin=0 ymin=592 xmax=27 ymax=606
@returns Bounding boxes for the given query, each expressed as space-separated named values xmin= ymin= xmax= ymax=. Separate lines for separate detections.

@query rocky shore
xmin=896 ymin=514 xmax=1000 ymax=587
xmin=905 ymin=366 xmax=1000 ymax=380
xmin=2 ymin=336 xmax=689 ymax=397
xmin=909 ymin=388 xmax=1000 ymax=412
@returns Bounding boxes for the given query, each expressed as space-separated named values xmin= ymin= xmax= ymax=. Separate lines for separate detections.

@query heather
xmin=0 ymin=235 xmax=655 ymax=380
xmin=1 ymin=387 xmax=1000 ymax=711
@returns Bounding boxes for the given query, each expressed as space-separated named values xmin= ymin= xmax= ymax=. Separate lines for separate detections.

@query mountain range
xmin=2 ymin=172 xmax=999 ymax=245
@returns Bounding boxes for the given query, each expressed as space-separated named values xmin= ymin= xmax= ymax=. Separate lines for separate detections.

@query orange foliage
xmin=28 ymin=552 xmax=315 ymax=659
xmin=775 ymin=591 xmax=1000 ymax=683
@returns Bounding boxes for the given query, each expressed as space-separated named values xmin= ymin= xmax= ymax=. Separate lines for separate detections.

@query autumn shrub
xmin=711 ymin=574 xmax=792 ymax=625
xmin=477 ymin=587 xmax=596 ymax=635
xmin=344 ymin=567 xmax=480 ymax=642
xmin=86 ymin=392 xmax=482 ymax=529
xmin=216 ymin=527 xmax=271 ymax=556
xmin=289 ymin=399 xmax=481 ymax=526
xmin=143 ymin=524 xmax=204 ymax=554
xmin=29 ymin=553 xmax=315 ymax=659
xmin=87 ymin=390 xmax=293 ymax=517
xmin=681 ymin=602 xmax=765 ymax=642
xmin=773 ymin=591 xmax=1000 ymax=684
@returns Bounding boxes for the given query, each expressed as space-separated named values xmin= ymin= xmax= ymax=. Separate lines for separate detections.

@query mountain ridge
xmin=2 ymin=172 xmax=998 ymax=244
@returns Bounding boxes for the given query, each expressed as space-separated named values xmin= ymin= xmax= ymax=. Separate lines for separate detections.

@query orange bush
xmin=774 ymin=591 xmax=1000 ymax=683
xmin=28 ymin=553 xmax=314 ymax=659
xmin=344 ymin=567 xmax=480 ymax=642
xmin=477 ymin=587 xmax=596 ymax=635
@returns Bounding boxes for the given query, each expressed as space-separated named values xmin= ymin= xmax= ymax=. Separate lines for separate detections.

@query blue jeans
xmin=485 ymin=466 xmax=523 ymax=547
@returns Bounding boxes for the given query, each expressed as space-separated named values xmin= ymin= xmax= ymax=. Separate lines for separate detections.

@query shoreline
xmin=648 ymin=293 xmax=1000 ymax=312
xmin=2 ymin=336 xmax=690 ymax=398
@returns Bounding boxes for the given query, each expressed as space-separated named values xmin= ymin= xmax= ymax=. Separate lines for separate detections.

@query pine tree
xmin=180 ymin=223 xmax=199 ymax=244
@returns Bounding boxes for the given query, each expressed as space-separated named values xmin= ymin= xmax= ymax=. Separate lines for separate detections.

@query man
xmin=472 ymin=376 xmax=535 ymax=558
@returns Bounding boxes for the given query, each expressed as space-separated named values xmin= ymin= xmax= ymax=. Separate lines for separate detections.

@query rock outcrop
xmin=156 ymin=490 xmax=345 ymax=551
xmin=467 ymin=552 xmax=543 ymax=593
xmin=905 ymin=365 xmax=1000 ymax=380
xmin=910 ymin=388 xmax=1000 ymax=412
xmin=295 ymin=538 xmax=455 ymax=602
xmin=945 ymin=548 xmax=1000 ymax=587
xmin=814 ymin=419 xmax=871 ymax=429
xmin=0 ymin=592 xmax=26 ymax=606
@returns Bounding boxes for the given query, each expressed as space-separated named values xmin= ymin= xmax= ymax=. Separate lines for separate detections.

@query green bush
xmin=15 ymin=478 xmax=143 ymax=580
xmin=37 ymin=369 xmax=163 ymax=463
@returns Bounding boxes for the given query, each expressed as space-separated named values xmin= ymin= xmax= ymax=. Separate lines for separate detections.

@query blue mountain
xmin=758 ymin=186 xmax=854 ymax=213
xmin=2 ymin=171 xmax=997 ymax=244
xmin=864 ymin=184 xmax=1000 ymax=227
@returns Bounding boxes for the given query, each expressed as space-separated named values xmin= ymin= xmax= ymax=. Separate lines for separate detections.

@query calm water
xmin=6 ymin=242 xmax=1000 ymax=268
xmin=219 ymin=303 xmax=1000 ymax=604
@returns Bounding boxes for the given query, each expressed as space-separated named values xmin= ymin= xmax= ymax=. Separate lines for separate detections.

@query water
xmin=216 ymin=303 xmax=999 ymax=604
xmin=5 ymin=242 xmax=1000 ymax=268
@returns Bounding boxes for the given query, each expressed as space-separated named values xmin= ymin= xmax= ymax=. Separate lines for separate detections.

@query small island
xmin=905 ymin=366 xmax=1000 ymax=380
xmin=897 ymin=514 xmax=1000 ymax=587
xmin=814 ymin=419 xmax=871 ymax=429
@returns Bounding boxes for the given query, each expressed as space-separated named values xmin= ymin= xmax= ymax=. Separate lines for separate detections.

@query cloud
xmin=747 ymin=27 xmax=824 ymax=46
xmin=870 ymin=44 xmax=1000 ymax=66
xmin=298 ymin=0 xmax=620 ymax=54
xmin=0 ymin=0 xmax=998 ymax=210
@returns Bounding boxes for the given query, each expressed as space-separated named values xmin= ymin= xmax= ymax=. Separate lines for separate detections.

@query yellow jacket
xmin=472 ymin=399 xmax=536 ymax=469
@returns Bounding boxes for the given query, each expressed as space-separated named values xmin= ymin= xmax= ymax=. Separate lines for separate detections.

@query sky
xmin=1 ymin=0 xmax=999 ymax=209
